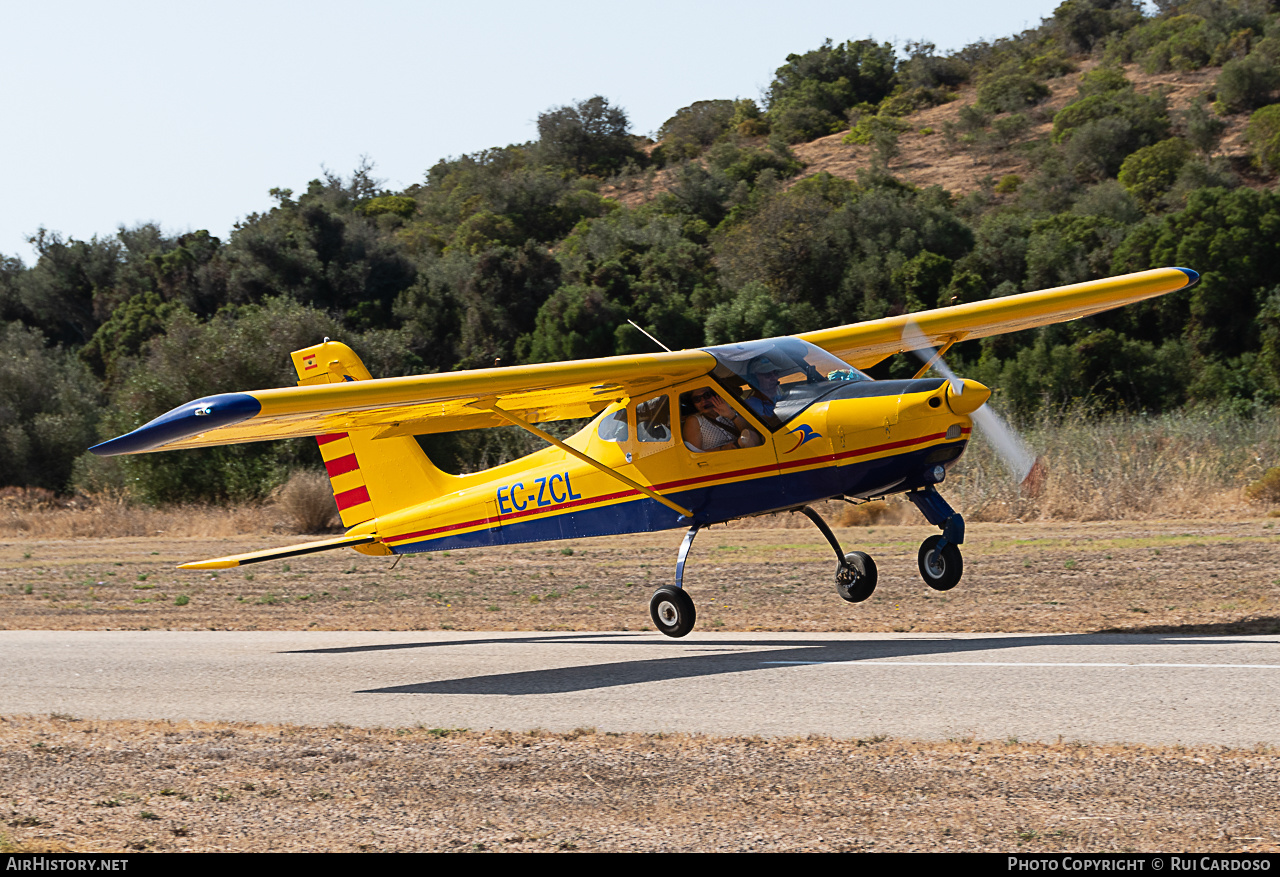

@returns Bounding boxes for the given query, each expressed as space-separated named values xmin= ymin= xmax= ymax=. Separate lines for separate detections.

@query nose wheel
xmin=918 ymin=534 xmax=963 ymax=591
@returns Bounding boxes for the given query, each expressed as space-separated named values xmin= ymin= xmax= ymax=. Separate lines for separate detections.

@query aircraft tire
xmin=650 ymin=586 xmax=696 ymax=638
xmin=836 ymin=551 xmax=877 ymax=603
xmin=918 ymin=535 xmax=963 ymax=591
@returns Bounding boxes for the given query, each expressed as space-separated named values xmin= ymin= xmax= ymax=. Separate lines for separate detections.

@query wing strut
xmin=912 ymin=336 xmax=958 ymax=380
xmin=479 ymin=402 xmax=695 ymax=518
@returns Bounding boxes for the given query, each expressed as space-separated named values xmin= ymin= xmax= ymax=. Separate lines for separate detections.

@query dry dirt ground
xmin=3 ymin=716 xmax=1279 ymax=854
xmin=3 ymin=518 xmax=1278 ymax=853
xmin=3 ymin=518 xmax=1276 ymax=636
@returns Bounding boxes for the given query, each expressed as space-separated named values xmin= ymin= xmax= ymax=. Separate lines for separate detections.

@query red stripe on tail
xmin=334 ymin=486 xmax=371 ymax=511
xmin=324 ymin=453 xmax=359 ymax=478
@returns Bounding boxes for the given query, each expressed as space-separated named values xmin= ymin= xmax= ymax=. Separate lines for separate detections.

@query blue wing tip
xmin=90 ymin=393 xmax=261 ymax=456
xmin=1174 ymin=267 xmax=1200 ymax=287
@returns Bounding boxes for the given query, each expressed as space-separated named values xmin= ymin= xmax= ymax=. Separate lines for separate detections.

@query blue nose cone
xmin=90 ymin=393 xmax=261 ymax=456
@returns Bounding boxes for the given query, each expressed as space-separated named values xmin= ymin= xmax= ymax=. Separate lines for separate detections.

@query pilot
xmin=744 ymin=356 xmax=783 ymax=425
xmin=682 ymin=388 xmax=761 ymax=451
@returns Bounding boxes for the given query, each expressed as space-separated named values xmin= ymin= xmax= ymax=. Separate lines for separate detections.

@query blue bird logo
xmin=784 ymin=423 xmax=822 ymax=453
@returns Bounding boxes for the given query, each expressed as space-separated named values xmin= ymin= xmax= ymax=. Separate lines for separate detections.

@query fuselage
xmin=354 ymin=374 xmax=979 ymax=554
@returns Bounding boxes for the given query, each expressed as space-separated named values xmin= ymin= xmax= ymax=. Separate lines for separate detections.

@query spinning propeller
xmin=903 ymin=324 xmax=1046 ymax=497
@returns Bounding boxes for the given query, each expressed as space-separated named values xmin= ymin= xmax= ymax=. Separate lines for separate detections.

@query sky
xmin=2 ymin=0 xmax=1074 ymax=263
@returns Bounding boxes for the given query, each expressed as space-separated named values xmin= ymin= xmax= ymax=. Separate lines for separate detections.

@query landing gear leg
xmin=907 ymin=486 xmax=965 ymax=591
xmin=798 ymin=506 xmax=877 ymax=603
xmin=650 ymin=524 xmax=700 ymax=638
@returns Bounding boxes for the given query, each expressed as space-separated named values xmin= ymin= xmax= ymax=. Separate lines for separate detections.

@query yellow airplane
xmin=91 ymin=267 xmax=1198 ymax=637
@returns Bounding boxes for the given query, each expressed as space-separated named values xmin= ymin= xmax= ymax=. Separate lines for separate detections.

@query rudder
xmin=291 ymin=340 xmax=457 ymax=529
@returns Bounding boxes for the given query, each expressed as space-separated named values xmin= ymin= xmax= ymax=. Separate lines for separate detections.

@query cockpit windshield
xmin=701 ymin=337 xmax=872 ymax=430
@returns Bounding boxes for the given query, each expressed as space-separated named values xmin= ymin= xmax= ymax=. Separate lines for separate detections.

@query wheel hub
xmin=926 ymin=551 xmax=945 ymax=577
xmin=657 ymin=601 xmax=679 ymax=625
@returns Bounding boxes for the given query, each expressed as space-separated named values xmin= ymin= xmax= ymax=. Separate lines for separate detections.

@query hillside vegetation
xmin=3 ymin=0 xmax=1280 ymax=504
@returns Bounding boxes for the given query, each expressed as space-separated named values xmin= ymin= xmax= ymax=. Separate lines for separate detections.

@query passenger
xmin=682 ymin=387 xmax=761 ymax=451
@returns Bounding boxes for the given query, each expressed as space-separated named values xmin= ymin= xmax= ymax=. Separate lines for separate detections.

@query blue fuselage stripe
xmin=389 ymin=443 xmax=963 ymax=553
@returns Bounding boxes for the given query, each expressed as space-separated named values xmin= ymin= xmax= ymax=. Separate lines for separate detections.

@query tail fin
xmin=290 ymin=340 xmax=456 ymax=529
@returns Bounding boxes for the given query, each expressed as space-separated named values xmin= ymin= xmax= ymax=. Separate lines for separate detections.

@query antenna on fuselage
xmin=627 ymin=319 xmax=672 ymax=352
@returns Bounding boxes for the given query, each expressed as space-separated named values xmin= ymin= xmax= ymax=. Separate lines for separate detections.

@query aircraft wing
xmin=91 ymin=267 xmax=1196 ymax=456
xmin=91 ymin=349 xmax=716 ymax=455
xmin=798 ymin=267 xmax=1199 ymax=369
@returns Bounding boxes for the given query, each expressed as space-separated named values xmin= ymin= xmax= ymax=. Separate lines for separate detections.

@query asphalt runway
xmin=3 ymin=630 xmax=1279 ymax=745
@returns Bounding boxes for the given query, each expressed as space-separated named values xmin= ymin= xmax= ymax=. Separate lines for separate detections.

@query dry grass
xmin=2 ymin=715 xmax=1277 ymax=853
xmin=273 ymin=471 xmax=338 ymax=534
xmin=947 ymin=407 xmax=1280 ymax=522
xmin=0 ymin=491 xmax=280 ymax=540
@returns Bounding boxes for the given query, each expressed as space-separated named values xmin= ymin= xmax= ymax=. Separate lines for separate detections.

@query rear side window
xmin=636 ymin=395 xmax=671 ymax=443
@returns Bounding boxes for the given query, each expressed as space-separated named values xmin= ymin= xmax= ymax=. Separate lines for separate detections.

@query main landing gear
xmin=647 ymin=488 xmax=967 ymax=639
xmin=797 ymin=506 xmax=877 ymax=604
xmin=649 ymin=525 xmax=701 ymax=638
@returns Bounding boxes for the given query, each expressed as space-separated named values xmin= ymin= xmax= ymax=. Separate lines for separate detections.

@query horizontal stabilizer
xmin=178 ymin=534 xmax=380 ymax=569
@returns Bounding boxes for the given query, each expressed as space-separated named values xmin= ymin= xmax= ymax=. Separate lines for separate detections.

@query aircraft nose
xmin=944 ymin=379 xmax=992 ymax=415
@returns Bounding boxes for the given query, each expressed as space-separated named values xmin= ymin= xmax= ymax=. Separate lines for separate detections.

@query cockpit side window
xmin=597 ymin=408 xmax=629 ymax=442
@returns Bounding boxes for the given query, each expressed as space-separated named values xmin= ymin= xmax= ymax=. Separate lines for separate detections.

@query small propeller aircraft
xmin=92 ymin=267 xmax=1198 ymax=637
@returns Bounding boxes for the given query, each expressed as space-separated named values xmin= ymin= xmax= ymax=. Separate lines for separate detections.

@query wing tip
xmin=178 ymin=560 xmax=240 ymax=570
xmin=1173 ymin=267 xmax=1200 ymax=289
xmin=90 ymin=393 xmax=262 ymax=456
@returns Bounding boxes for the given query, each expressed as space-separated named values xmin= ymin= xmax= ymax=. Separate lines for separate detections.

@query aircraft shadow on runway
xmin=273 ymin=632 xmax=1280 ymax=697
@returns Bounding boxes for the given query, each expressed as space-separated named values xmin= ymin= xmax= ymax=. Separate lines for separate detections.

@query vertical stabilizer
xmin=290 ymin=340 xmax=457 ymax=529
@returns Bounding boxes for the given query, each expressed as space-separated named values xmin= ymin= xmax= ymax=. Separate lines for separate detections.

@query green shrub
xmin=1133 ymin=14 xmax=1214 ymax=73
xmin=842 ymin=115 xmax=907 ymax=146
xmin=1077 ymin=66 xmax=1132 ymax=98
xmin=1245 ymin=467 xmax=1280 ymax=503
xmin=730 ymin=98 xmax=767 ymax=136
xmin=358 ymin=195 xmax=417 ymax=219
xmin=655 ymin=100 xmax=735 ymax=161
xmin=0 ymin=322 xmax=103 ymax=491
xmin=878 ymin=86 xmax=956 ymax=117
xmin=1215 ymin=53 xmax=1280 ymax=113
xmin=995 ymin=174 xmax=1023 ymax=194
xmin=1179 ymin=98 xmax=1227 ymax=154
xmin=766 ymin=38 xmax=897 ymax=120
xmin=1053 ymin=91 xmax=1168 ymax=144
xmin=1118 ymin=138 xmax=1193 ymax=207
xmin=1054 ymin=90 xmax=1171 ymax=180
xmin=1050 ymin=0 xmax=1143 ymax=54
xmin=536 ymin=96 xmax=640 ymax=175
xmin=770 ymin=105 xmax=843 ymax=143
xmin=706 ymin=141 xmax=802 ymax=183
xmin=976 ymin=74 xmax=1050 ymax=114
xmin=1247 ymin=104 xmax=1280 ymax=175
xmin=1023 ymin=51 xmax=1078 ymax=80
